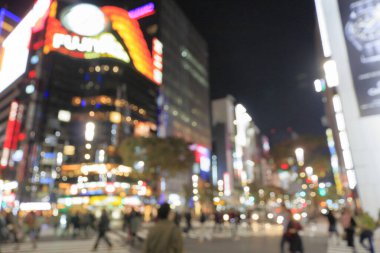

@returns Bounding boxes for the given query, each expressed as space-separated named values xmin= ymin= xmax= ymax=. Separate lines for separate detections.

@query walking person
xmin=71 ymin=212 xmax=80 ymax=239
xmin=285 ymin=215 xmax=303 ymax=253
xmin=355 ymin=210 xmax=377 ymax=253
xmin=198 ymin=210 xmax=207 ymax=242
xmin=184 ymin=210 xmax=192 ymax=234
xmin=23 ymin=211 xmax=38 ymax=249
xmin=280 ymin=209 xmax=292 ymax=253
xmin=213 ymin=211 xmax=223 ymax=232
xmin=325 ymin=210 xmax=339 ymax=244
xmin=129 ymin=208 xmax=142 ymax=246
xmin=92 ymin=209 xmax=112 ymax=251
xmin=5 ymin=211 xmax=20 ymax=250
xmin=341 ymin=208 xmax=356 ymax=252
xmin=143 ymin=202 xmax=183 ymax=253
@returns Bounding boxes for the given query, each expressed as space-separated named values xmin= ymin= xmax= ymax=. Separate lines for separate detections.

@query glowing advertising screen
xmin=190 ymin=144 xmax=211 ymax=180
xmin=44 ymin=2 xmax=162 ymax=85
xmin=0 ymin=0 xmax=51 ymax=93
xmin=338 ymin=0 xmax=380 ymax=116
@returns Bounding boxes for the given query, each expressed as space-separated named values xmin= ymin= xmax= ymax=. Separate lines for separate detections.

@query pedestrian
xmin=198 ymin=210 xmax=208 ymax=242
xmin=285 ymin=216 xmax=303 ymax=253
xmin=280 ymin=209 xmax=292 ymax=253
xmin=24 ymin=211 xmax=38 ymax=249
xmin=129 ymin=208 xmax=142 ymax=246
xmin=71 ymin=211 xmax=80 ymax=239
xmin=341 ymin=208 xmax=356 ymax=251
xmin=174 ymin=211 xmax=182 ymax=227
xmin=143 ymin=202 xmax=183 ymax=253
xmin=213 ymin=211 xmax=223 ymax=232
xmin=4 ymin=211 xmax=20 ymax=249
xmin=325 ymin=210 xmax=339 ymax=244
xmin=184 ymin=210 xmax=192 ymax=234
xmin=92 ymin=209 xmax=112 ymax=251
xmin=355 ymin=210 xmax=377 ymax=253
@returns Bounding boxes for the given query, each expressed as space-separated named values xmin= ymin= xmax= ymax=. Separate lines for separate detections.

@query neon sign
xmin=1 ymin=101 xmax=24 ymax=169
xmin=128 ymin=2 xmax=155 ymax=20
xmin=44 ymin=3 xmax=162 ymax=84
xmin=52 ymin=33 xmax=130 ymax=63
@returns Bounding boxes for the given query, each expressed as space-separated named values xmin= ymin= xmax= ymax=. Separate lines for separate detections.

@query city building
xmin=212 ymin=96 xmax=263 ymax=208
xmin=315 ymin=0 xmax=380 ymax=216
xmin=125 ymin=0 xmax=212 ymax=209
xmin=0 ymin=0 xmax=211 ymax=212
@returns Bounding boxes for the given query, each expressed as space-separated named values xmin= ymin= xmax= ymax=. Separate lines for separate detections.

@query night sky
xmin=3 ymin=0 xmax=325 ymax=136
xmin=174 ymin=0 xmax=324 ymax=136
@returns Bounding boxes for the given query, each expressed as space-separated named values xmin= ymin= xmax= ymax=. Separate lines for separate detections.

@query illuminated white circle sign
xmin=61 ymin=4 xmax=105 ymax=37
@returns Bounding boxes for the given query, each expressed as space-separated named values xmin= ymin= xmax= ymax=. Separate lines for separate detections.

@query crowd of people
xmin=1 ymin=204 xmax=379 ymax=253
xmin=325 ymin=208 xmax=378 ymax=253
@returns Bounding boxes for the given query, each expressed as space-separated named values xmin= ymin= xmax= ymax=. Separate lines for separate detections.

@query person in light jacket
xmin=143 ymin=203 xmax=183 ymax=253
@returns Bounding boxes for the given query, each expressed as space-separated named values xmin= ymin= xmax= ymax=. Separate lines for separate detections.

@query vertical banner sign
xmin=338 ymin=0 xmax=380 ymax=116
xmin=1 ymin=101 xmax=23 ymax=169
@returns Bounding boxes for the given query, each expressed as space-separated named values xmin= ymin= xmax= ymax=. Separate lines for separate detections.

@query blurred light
xmin=252 ymin=213 xmax=259 ymax=221
xmin=63 ymin=145 xmax=75 ymax=156
xmin=25 ymin=84 xmax=35 ymax=94
xmin=346 ymin=170 xmax=357 ymax=189
xmin=267 ymin=213 xmax=274 ymax=219
xmin=314 ymin=79 xmax=326 ymax=93
xmin=301 ymin=212 xmax=308 ymax=218
xmin=324 ymin=60 xmax=339 ymax=87
xmin=85 ymin=122 xmax=95 ymax=141
xmin=20 ymin=202 xmax=51 ymax=211
xmin=295 ymin=147 xmax=304 ymax=166
xmin=293 ymin=213 xmax=301 ymax=221
xmin=61 ymin=4 xmax=105 ymax=36
xmin=343 ymin=150 xmax=354 ymax=170
xmin=339 ymin=131 xmax=350 ymax=150
xmin=315 ymin=0 xmax=332 ymax=57
xmin=332 ymin=95 xmax=343 ymax=113
xmin=240 ymin=214 xmax=246 ymax=220
xmin=58 ymin=110 xmax=71 ymax=122
xmin=321 ymin=208 xmax=328 ymax=215
xmin=85 ymin=143 xmax=92 ymax=149
xmin=277 ymin=215 xmax=284 ymax=224
xmin=223 ymin=214 xmax=230 ymax=221
xmin=319 ymin=183 xmax=326 ymax=189
xmin=335 ymin=113 xmax=346 ymax=131
xmin=305 ymin=166 xmax=313 ymax=176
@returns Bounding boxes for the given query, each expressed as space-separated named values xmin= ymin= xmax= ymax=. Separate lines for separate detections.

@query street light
xmin=295 ymin=147 xmax=304 ymax=166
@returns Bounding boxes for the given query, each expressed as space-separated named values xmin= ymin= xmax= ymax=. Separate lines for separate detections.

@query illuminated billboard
xmin=43 ymin=2 xmax=162 ymax=84
xmin=338 ymin=0 xmax=380 ymax=116
xmin=0 ymin=0 xmax=51 ymax=93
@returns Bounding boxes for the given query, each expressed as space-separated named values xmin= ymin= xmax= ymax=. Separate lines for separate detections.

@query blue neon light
xmin=0 ymin=8 xmax=20 ymax=41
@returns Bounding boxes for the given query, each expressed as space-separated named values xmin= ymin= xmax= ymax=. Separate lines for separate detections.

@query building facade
xmin=315 ymin=0 xmax=380 ymax=216
xmin=0 ymin=0 xmax=211 ymax=211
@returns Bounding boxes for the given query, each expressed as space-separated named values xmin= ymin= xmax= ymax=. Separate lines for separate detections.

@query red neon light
xmin=33 ymin=40 xmax=45 ymax=50
xmin=1 ymin=101 xmax=20 ymax=169
xmin=28 ymin=70 xmax=37 ymax=79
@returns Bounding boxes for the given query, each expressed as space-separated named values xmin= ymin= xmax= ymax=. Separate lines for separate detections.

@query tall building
xmin=0 ymin=0 xmax=211 ymax=211
xmin=212 ymin=96 xmax=262 ymax=207
xmin=315 ymin=0 xmax=380 ymax=216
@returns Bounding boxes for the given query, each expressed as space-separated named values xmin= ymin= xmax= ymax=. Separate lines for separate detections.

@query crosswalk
xmin=326 ymin=237 xmax=377 ymax=253
xmin=1 ymin=233 xmax=141 ymax=253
